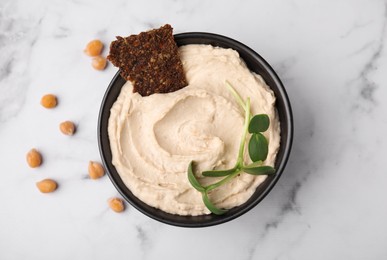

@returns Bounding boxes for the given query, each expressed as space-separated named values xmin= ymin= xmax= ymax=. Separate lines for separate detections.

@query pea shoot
xmin=187 ymin=81 xmax=275 ymax=215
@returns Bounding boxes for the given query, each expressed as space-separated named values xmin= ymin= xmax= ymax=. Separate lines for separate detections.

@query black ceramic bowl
xmin=98 ymin=32 xmax=293 ymax=227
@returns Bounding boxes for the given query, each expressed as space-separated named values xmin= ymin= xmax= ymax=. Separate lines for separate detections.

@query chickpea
xmin=36 ymin=179 xmax=57 ymax=193
xmin=40 ymin=94 xmax=57 ymax=109
xmin=59 ymin=121 xmax=76 ymax=135
xmin=88 ymin=161 xmax=105 ymax=179
xmin=108 ymin=198 xmax=125 ymax=213
xmin=26 ymin=148 xmax=42 ymax=168
xmin=84 ymin=39 xmax=104 ymax=57
xmin=91 ymin=56 xmax=107 ymax=70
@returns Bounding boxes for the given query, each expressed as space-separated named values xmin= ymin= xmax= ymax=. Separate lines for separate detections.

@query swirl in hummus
xmin=108 ymin=44 xmax=280 ymax=216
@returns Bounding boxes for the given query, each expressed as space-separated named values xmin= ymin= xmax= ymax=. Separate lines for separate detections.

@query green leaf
xmin=244 ymin=161 xmax=263 ymax=168
xmin=243 ymin=165 xmax=275 ymax=175
xmin=202 ymin=191 xmax=227 ymax=215
xmin=248 ymin=133 xmax=269 ymax=162
xmin=187 ymin=161 xmax=205 ymax=192
xmin=248 ymin=114 xmax=270 ymax=133
xmin=202 ymin=167 xmax=237 ymax=177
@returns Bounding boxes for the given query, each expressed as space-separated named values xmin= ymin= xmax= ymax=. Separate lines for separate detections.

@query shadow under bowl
xmin=98 ymin=32 xmax=293 ymax=227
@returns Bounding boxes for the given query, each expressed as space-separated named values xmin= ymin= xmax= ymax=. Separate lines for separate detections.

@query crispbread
xmin=107 ymin=24 xmax=188 ymax=96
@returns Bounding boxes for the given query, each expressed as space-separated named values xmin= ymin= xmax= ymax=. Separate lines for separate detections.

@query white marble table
xmin=1 ymin=0 xmax=386 ymax=259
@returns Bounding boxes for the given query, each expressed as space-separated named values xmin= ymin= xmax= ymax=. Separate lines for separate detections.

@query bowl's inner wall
xmin=98 ymin=33 xmax=292 ymax=227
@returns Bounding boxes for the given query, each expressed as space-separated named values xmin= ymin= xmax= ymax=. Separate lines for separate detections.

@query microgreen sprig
xmin=187 ymin=82 xmax=275 ymax=215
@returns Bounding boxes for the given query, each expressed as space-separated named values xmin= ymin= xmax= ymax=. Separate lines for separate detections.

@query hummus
xmin=108 ymin=44 xmax=281 ymax=216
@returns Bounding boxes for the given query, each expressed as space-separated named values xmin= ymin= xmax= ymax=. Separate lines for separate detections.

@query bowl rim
xmin=98 ymin=32 xmax=293 ymax=227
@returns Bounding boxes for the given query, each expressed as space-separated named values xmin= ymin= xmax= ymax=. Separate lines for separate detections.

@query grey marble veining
xmin=1 ymin=0 xmax=387 ymax=259
xmin=0 ymin=4 xmax=41 ymax=123
xmin=352 ymin=1 xmax=386 ymax=111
